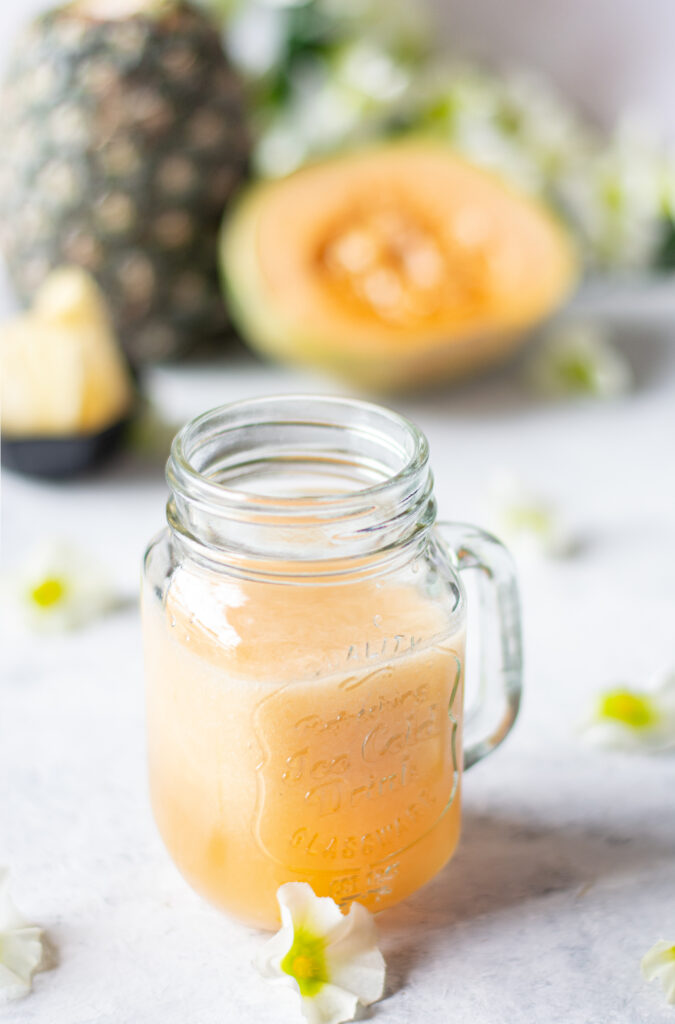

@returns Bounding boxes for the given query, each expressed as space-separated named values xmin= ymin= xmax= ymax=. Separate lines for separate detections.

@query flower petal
xmin=642 ymin=940 xmax=675 ymax=978
xmin=581 ymin=720 xmax=661 ymax=752
xmin=254 ymin=917 xmax=294 ymax=980
xmin=299 ymin=981 xmax=360 ymax=1024
xmin=256 ymin=884 xmax=386 ymax=1024
xmin=278 ymin=883 xmax=345 ymax=940
xmin=0 ymin=869 xmax=24 ymax=931
xmin=0 ymin=927 xmax=43 ymax=1000
xmin=651 ymin=667 xmax=675 ymax=707
xmin=0 ymin=962 xmax=31 ymax=1003
xmin=665 ymin=971 xmax=675 ymax=1005
xmin=582 ymin=674 xmax=675 ymax=753
xmin=0 ymin=870 xmax=43 ymax=1001
xmin=324 ymin=902 xmax=386 ymax=1007
xmin=642 ymin=940 xmax=675 ymax=1005
xmin=484 ymin=472 xmax=574 ymax=559
xmin=255 ymin=884 xmax=345 ymax=984
xmin=1 ymin=539 xmax=118 ymax=633
xmin=527 ymin=322 xmax=632 ymax=400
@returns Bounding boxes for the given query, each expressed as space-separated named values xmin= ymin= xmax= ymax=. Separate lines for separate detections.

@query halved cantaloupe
xmin=221 ymin=139 xmax=578 ymax=391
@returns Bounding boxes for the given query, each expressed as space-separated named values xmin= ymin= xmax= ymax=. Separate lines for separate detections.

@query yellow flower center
xmin=31 ymin=577 xmax=66 ymax=608
xmin=504 ymin=504 xmax=551 ymax=535
xmin=599 ymin=690 xmax=658 ymax=729
xmin=554 ymin=350 xmax=596 ymax=392
xmin=281 ymin=926 xmax=328 ymax=997
xmin=293 ymin=956 xmax=318 ymax=980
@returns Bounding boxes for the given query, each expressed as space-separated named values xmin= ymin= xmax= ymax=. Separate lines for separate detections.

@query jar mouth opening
xmin=168 ymin=394 xmax=429 ymax=513
xmin=166 ymin=395 xmax=435 ymax=569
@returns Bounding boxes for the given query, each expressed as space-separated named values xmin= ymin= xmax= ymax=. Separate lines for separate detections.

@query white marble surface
xmin=2 ymin=315 xmax=675 ymax=1023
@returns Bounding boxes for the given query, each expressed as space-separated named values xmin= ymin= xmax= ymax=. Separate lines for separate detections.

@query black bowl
xmin=1 ymin=418 xmax=129 ymax=479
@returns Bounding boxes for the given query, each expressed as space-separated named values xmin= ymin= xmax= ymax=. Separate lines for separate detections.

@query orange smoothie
xmin=143 ymin=563 xmax=465 ymax=928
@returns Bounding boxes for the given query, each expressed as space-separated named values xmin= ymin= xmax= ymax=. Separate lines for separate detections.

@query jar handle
xmin=436 ymin=522 xmax=523 ymax=769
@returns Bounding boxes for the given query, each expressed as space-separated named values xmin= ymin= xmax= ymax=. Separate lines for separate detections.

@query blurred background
xmin=2 ymin=0 xmax=675 ymax=129
xmin=0 ymin=0 xmax=674 ymax=421
xmin=1 ymin=3 xmax=675 ymax=1019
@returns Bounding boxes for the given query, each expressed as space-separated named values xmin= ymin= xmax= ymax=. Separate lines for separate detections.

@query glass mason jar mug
xmin=142 ymin=396 xmax=522 ymax=929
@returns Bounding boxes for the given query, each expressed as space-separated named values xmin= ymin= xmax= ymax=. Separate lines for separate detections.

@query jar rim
xmin=168 ymin=393 xmax=429 ymax=512
xmin=166 ymin=394 xmax=436 ymax=571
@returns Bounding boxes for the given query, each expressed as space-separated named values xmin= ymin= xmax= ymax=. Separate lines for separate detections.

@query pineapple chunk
xmin=1 ymin=267 xmax=134 ymax=437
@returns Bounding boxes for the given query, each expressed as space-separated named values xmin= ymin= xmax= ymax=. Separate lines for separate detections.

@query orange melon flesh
xmin=222 ymin=140 xmax=577 ymax=390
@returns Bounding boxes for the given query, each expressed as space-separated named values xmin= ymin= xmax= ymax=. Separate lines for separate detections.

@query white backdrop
xmin=0 ymin=0 xmax=673 ymax=135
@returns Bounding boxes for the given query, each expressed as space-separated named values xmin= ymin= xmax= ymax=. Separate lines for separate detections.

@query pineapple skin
xmin=0 ymin=2 xmax=250 ymax=364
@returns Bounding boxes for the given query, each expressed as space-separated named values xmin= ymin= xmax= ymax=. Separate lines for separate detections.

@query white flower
xmin=334 ymin=41 xmax=410 ymax=104
xmin=581 ymin=669 xmax=675 ymax=753
xmin=2 ymin=539 xmax=118 ymax=633
xmin=559 ymin=120 xmax=673 ymax=269
xmin=526 ymin=322 xmax=633 ymax=400
xmin=642 ymin=939 xmax=675 ymax=1004
xmin=414 ymin=62 xmax=591 ymax=197
xmin=484 ymin=472 xmax=574 ymax=559
xmin=0 ymin=869 xmax=43 ymax=1002
xmin=226 ymin=4 xmax=288 ymax=78
xmin=256 ymin=883 xmax=386 ymax=1024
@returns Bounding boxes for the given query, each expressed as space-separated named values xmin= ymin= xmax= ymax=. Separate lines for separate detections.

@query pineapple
xmin=1 ymin=266 xmax=135 ymax=438
xmin=0 ymin=0 xmax=250 ymax=364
